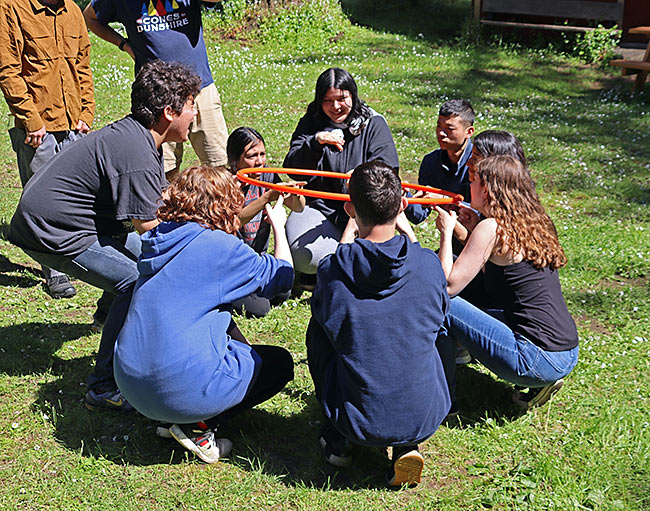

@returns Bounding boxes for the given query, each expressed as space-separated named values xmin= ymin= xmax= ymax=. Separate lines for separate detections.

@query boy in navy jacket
xmin=307 ymin=160 xmax=451 ymax=487
xmin=406 ymin=99 xmax=475 ymax=224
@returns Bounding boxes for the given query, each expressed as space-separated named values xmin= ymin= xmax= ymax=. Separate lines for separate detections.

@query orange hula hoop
xmin=236 ymin=168 xmax=464 ymax=205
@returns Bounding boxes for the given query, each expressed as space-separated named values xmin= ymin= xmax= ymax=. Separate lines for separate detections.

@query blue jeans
xmin=25 ymin=232 xmax=142 ymax=390
xmin=437 ymin=297 xmax=579 ymax=404
xmin=10 ymin=127 xmax=85 ymax=280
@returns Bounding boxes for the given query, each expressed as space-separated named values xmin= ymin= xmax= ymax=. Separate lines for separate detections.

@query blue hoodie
xmin=114 ymin=221 xmax=293 ymax=423
xmin=307 ymin=234 xmax=451 ymax=447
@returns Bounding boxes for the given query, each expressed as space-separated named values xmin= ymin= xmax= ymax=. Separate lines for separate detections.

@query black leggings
xmin=204 ymin=344 xmax=294 ymax=428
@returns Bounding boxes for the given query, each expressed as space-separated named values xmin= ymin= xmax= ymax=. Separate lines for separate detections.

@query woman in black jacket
xmin=283 ymin=67 xmax=400 ymax=278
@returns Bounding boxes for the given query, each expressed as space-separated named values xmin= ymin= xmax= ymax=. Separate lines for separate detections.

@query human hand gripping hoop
xmin=236 ymin=168 xmax=464 ymax=205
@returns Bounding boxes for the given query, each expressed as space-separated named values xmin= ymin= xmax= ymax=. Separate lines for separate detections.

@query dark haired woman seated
xmin=283 ymin=67 xmax=400 ymax=282
xmin=227 ymin=127 xmax=305 ymax=317
xmin=435 ymin=155 xmax=579 ymax=411
xmin=114 ymin=166 xmax=294 ymax=463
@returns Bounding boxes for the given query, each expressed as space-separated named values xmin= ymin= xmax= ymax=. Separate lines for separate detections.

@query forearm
xmin=272 ymin=224 xmax=292 ymax=265
xmin=284 ymin=135 xmax=323 ymax=176
xmin=131 ymin=218 xmax=159 ymax=234
xmin=453 ymin=223 xmax=469 ymax=244
xmin=395 ymin=212 xmax=417 ymax=243
xmin=238 ymin=196 xmax=270 ymax=225
xmin=83 ymin=5 xmax=126 ymax=48
xmin=284 ymin=193 xmax=305 ymax=213
xmin=439 ymin=231 xmax=454 ymax=280
xmin=340 ymin=218 xmax=358 ymax=244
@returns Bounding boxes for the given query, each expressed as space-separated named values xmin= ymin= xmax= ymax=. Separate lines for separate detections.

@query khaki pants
xmin=162 ymin=82 xmax=228 ymax=172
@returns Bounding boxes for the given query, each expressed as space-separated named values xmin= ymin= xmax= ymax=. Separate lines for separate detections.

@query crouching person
xmin=306 ymin=160 xmax=451 ymax=486
xmin=114 ymin=167 xmax=294 ymax=463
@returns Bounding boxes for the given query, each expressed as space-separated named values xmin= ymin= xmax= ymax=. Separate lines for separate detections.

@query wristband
xmin=119 ymin=38 xmax=128 ymax=51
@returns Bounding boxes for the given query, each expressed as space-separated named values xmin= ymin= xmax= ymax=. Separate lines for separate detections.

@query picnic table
xmin=610 ymin=26 xmax=650 ymax=93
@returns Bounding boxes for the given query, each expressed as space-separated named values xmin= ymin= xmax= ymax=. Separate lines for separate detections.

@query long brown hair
xmin=157 ymin=166 xmax=244 ymax=234
xmin=476 ymin=155 xmax=567 ymax=270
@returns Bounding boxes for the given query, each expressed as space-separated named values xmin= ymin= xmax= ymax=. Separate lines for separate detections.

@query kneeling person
xmin=114 ymin=167 xmax=295 ymax=463
xmin=8 ymin=60 xmax=202 ymax=410
xmin=307 ymin=160 xmax=451 ymax=486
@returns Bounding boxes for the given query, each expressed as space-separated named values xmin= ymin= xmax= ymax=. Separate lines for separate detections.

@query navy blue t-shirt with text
xmin=92 ymin=0 xmax=213 ymax=87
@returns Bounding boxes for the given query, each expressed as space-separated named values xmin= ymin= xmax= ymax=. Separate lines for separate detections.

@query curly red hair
xmin=476 ymin=155 xmax=567 ymax=270
xmin=157 ymin=166 xmax=244 ymax=233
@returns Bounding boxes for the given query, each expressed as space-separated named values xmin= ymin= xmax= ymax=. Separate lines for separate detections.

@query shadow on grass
xmin=0 ymin=321 xmax=91 ymax=375
xmin=30 ymin=355 xmax=527 ymax=486
xmin=0 ymin=253 xmax=41 ymax=288
xmin=452 ymin=363 xmax=526 ymax=427
xmin=341 ymin=0 xmax=471 ymax=45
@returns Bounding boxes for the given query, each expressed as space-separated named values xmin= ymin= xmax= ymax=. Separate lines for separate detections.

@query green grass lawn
xmin=0 ymin=1 xmax=649 ymax=509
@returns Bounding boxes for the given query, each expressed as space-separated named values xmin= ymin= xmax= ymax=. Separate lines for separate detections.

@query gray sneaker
xmin=46 ymin=274 xmax=76 ymax=299
xmin=513 ymin=379 xmax=564 ymax=409
xmin=84 ymin=388 xmax=134 ymax=411
xmin=170 ymin=424 xmax=232 ymax=464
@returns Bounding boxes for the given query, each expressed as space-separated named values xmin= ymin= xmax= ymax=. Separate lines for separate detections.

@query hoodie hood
xmin=138 ymin=222 xmax=206 ymax=277
xmin=331 ymin=234 xmax=411 ymax=297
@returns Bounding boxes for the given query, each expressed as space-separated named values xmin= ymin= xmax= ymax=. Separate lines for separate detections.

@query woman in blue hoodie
xmin=114 ymin=166 xmax=295 ymax=464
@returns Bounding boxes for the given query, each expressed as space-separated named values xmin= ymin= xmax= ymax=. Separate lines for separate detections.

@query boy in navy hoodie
xmin=306 ymin=160 xmax=451 ymax=487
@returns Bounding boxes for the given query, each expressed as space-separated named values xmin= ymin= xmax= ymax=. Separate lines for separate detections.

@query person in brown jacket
xmin=0 ymin=0 xmax=95 ymax=298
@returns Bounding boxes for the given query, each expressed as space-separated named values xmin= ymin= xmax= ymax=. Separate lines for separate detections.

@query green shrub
xmin=562 ymin=24 xmax=621 ymax=65
xmin=574 ymin=24 xmax=621 ymax=64
xmin=258 ymin=0 xmax=348 ymax=51
xmin=205 ymin=0 xmax=349 ymax=51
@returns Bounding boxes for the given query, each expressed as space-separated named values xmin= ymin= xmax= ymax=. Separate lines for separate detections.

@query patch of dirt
xmin=600 ymin=276 xmax=650 ymax=289
xmin=575 ymin=314 xmax=611 ymax=335
xmin=471 ymin=68 xmax=517 ymax=78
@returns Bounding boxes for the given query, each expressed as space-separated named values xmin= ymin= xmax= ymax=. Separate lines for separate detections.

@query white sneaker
xmin=170 ymin=424 xmax=233 ymax=464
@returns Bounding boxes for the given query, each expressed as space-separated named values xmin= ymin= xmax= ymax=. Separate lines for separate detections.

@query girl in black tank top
xmin=434 ymin=153 xmax=578 ymax=410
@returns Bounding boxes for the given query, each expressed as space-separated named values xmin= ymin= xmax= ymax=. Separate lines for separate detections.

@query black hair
xmin=348 ymin=160 xmax=401 ymax=225
xmin=131 ymin=60 xmax=202 ymax=129
xmin=473 ymin=130 xmax=527 ymax=166
xmin=226 ymin=127 xmax=265 ymax=172
xmin=439 ymin=99 xmax=475 ymax=127
xmin=306 ymin=67 xmax=372 ymax=128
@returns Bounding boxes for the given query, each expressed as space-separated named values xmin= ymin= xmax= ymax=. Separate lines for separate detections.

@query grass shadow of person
xmin=33 ymin=354 xmax=207 ymax=467
xmin=448 ymin=363 xmax=526 ymax=428
xmin=0 ymin=321 xmax=92 ymax=375
xmin=0 ymin=252 xmax=41 ymax=288
xmin=220 ymin=396 xmax=393 ymax=490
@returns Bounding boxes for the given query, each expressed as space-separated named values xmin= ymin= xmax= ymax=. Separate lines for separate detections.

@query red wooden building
xmin=472 ymin=0 xmax=650 ymax=45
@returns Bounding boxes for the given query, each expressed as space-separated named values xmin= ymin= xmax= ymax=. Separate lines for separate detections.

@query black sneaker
xmin=513 ymin=379 xmax=564 ymax=409
xmin=387 ymin=446 xmax=424 ymax=487
xmin=291 ymin=271 xmax=317 ymax=298
xmin=46 ymin=275 xmax=76 ymax=299
xmin=84 ymin=388 xmax=134 ymax=411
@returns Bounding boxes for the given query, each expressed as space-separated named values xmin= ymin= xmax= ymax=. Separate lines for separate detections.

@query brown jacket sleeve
xmin=76 ymin=17 xmax=95 ymax=128
xmin=0 ymin=3 xmax=43 ymax=133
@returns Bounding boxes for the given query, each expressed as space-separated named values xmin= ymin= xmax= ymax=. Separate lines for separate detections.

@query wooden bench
xmin=610 ymin=26 xmax=650 ymax=92
xmin=475 ymin=0 xmax=624 ymax=33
